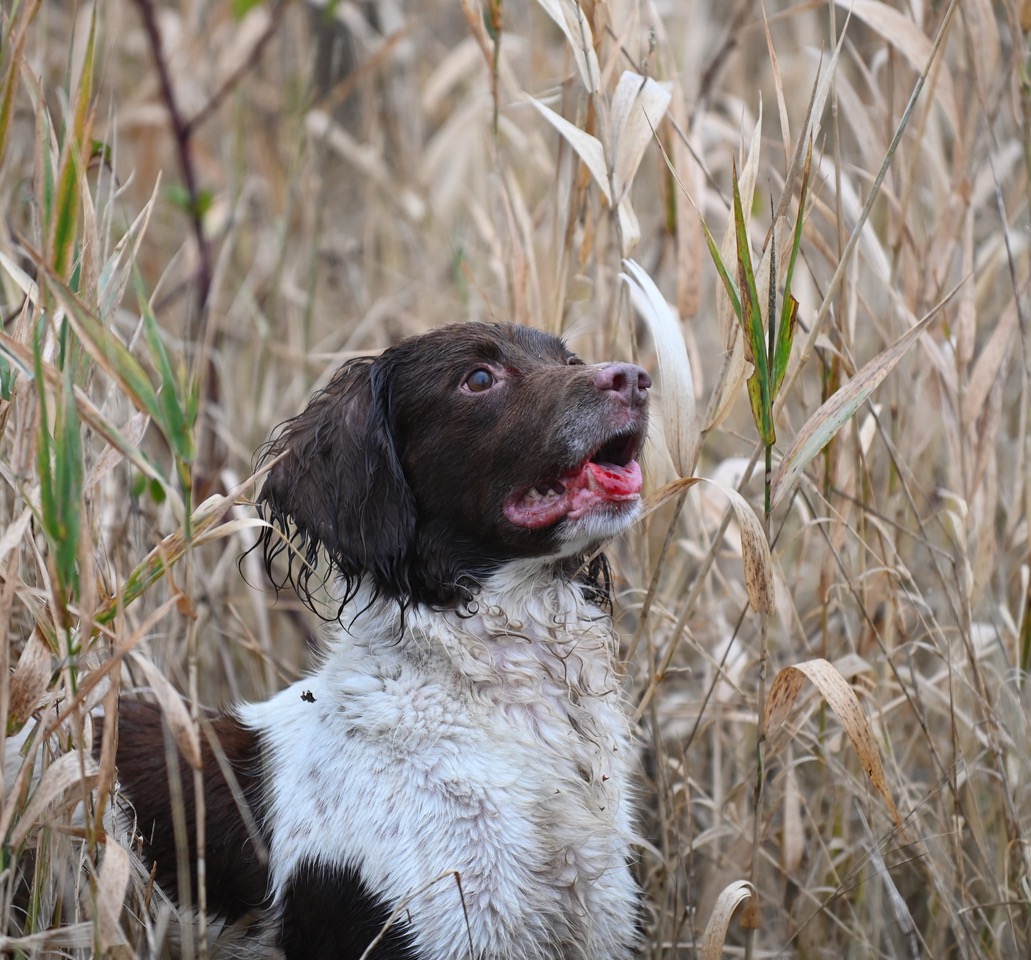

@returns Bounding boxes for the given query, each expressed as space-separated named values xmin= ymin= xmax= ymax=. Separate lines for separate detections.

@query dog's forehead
xmin=389 ymin=323 xmax=573 ymax=370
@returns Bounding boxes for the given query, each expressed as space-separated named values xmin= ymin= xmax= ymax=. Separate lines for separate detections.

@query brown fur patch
xmin=100 ymin=700 xmax=269 ymax=921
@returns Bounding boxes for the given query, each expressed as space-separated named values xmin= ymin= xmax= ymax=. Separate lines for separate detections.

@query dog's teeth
xmin=525 ymin=480 xmax=571 ymax=503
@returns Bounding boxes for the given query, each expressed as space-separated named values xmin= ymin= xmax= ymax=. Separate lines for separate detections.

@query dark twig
xmin=134 ymin=0 xmax=212 ymax=335
xmin=184 ymin=2 xmax=285 ymax=137
xmin=696 ymin=0 xmax=752 ymax=108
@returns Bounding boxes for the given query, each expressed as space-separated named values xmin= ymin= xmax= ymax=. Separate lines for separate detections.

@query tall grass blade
xmin=528 ymin=98 xmax=610 ymax=203
xmin=32 ymin=321 xmax=58 ymax=588
xmin=732 ymin=162 xmax=774 ymax=446
xmin=50 ymin=128 xmax=84 ymax=285
xmin=33 ymin=80 xmax=56 ymax=246
xmin=0 ymin=325 xmax=168 ymax=496
xmin=535 ymin=0 xmax=600 ymax=92
xmin=700 ymin=880 xmax=757 ymax=960
xmin=0 ymin=0 xmax=42 ymax=168
xmin=770 ymin=309 xmax=937 ymax=509
xmin=610 ymin=72 xmax=672 ymax=206
xmin=53 ymin=354 xmax=84 ymax=602
xmin=764 ymin=658 xmax=902 ymax=827
xmin=699 ymin=216 xmax=741 ymax=319
xmin=0 ymin=354 xmax=12 ymax=400
xmin=7 ymin=629 xmax=51 ymax=735
xmin=140 ymin=284 xmax=196 ymax=535
xmin=95 ymin=842 xmax=130 ymax=952
xmin=6 ymin=752 xmax=99 ymax=849
xmin=129 ymin=652 xmax=202 ymax=768
xmin=832 ymin=0 xmax=958 ymax=132
xmin=771 ymin=140 xmax=811 ymax=398
xmin=622 ymin=258 xmax=699 ymax=476
xmin=770 ymin=295 xmax=797 ymax=399
xmin=97 ymin=177 xmax=160 ymax=321
xmin=35 ymin=262 xmax=163 ymax=437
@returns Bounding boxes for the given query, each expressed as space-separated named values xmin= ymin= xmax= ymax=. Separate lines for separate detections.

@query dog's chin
xmin=550 ymin=497 xmax=643 ymax=558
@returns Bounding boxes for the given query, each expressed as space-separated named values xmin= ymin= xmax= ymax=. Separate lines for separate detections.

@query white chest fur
xmin=239 ymin=565 xmax=640 ymax=960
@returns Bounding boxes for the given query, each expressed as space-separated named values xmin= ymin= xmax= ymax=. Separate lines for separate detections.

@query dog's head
xmin=257 ymin=323 xmax=649 ymax=609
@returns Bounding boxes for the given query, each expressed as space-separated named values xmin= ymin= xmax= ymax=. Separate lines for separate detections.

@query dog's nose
xmin=593 ymin=362 xmax=651 ymax=406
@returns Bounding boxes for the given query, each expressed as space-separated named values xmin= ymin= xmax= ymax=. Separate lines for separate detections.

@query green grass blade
xmin=70 ymin=7 xmax=96 ymax=147
xmin=732 ymin=163 xmax=774 ymax=445
xmin=781 ymin=138 xmax=812 ymax=324
xmin=771 ymin=138 xmax=812 ymax=399
xmin=141 ymin=294 xmax=195 ymax=534
xmin=0 ymin=325 xmax=169 ymax=496
xmin=771 ymin=295 xmax=798 ymax=398
xmin=0 ymin=354 xmax=13 ymax=400
xmin=746 ymin=372 xmax=771 ymax=445
xmin=34 ymin=84 xmax=55 ymax=239
xmin=732 ymin=161 xmax=768 ymax=383
xmin=35 ymin=261 xmax=163 ymax=426
xmin=53 ymin=349 xmax=83 ymax=600
xmin=0 ymin=0 xmax=42 ymax=169
xmin=700 ymin=214 xmax=742 ymax=321
xmin=50 ymin=135 xmax=83 ymax=283
xmin=142 ymin=301 xmax=194 ymax=466
xmin=31 ymin=315 xmax=83 ymax=615
xmin=138 ymin=275 xmax=195 ymax=536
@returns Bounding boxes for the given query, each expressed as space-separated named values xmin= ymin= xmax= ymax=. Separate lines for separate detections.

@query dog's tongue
xmin=582 ymin=460 xmax=642 ymax=498
xmin=504 ymin=460 xmax=642 ymax=529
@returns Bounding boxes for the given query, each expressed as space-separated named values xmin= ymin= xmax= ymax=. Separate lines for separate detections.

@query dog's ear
xmin=256 ymin=358 xmax=417 ymax=609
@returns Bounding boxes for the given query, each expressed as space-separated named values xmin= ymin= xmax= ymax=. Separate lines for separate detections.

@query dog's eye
xmin=566 ymin=356 xmax=585 ymax=366
xmin=464 ymin=368 xmax=496 ymax=392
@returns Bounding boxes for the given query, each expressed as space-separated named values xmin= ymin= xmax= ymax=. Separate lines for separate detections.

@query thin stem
xmin=133 ymin=0 xmax=212 ymax=335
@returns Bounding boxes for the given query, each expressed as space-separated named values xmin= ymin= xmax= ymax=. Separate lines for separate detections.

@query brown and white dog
xmin=112 ymin=322 xmax=650 ymax=959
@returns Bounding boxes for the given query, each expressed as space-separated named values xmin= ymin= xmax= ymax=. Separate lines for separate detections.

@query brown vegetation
xmin=0 ymin=0 xmax=1027 ymax=956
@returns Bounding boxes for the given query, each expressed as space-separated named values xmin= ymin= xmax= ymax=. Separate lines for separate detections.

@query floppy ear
xmin=256 ymin=357 xmax=417 ymax=608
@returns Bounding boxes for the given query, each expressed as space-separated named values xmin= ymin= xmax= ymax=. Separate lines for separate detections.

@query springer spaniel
xmin=111 ymin=322 xmax=650 ymax=959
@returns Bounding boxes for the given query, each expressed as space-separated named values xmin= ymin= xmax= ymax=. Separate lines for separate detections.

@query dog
xmin=110 ymin=322 xmax=651 ymax=959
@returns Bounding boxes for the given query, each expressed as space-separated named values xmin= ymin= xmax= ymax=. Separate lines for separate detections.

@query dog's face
xmin=258 ymin=323 xmax=649 ymax=607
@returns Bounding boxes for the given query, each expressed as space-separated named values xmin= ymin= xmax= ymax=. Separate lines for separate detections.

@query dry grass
xmin=0 ymin=0 xmax=1028 ymax=956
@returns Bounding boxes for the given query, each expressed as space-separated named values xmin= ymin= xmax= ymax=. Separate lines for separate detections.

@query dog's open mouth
xmin=503 ymin=430 xmax=644 ymax=530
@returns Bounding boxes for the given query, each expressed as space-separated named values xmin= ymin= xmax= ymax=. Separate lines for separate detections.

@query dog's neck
xmin=331 ymin=558 xmax=614 ymax=670
xmin=313 ymin=559 xmax=629 ymax=756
